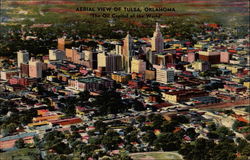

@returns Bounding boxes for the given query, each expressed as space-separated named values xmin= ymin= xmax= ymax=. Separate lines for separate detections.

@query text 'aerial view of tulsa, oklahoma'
xmin=0 ymin=0 xmax=249 ymax=160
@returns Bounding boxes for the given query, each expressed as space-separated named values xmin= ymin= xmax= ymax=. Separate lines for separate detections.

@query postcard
xmin=0 ymin=0 xmax=249 ymax=160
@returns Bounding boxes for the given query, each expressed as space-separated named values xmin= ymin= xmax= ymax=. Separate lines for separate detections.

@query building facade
xmin=122 ymin=32 xmax=133 ymax=73
xmin=17 ymin=50 xmax=29 ymax=67
xmin=49 ymin=49 xmax=65 ymax=61
xmin=131 ymin=58 xmax=146 ymax=74
xmin=156 ymin=68 xmax=175 ymax=84
xmin=151 ymin=23 xmax=164 ymax=54
xmin=29 ymin=58 xmax=43 ymax=78
xmin=97 ymin=52 xmax=122 ymax=73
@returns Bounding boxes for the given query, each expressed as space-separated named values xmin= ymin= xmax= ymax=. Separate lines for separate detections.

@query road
xmin=103 ymin=98 xmax=250 ymax=123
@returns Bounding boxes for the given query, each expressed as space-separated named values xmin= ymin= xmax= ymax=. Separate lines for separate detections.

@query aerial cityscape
xmin=0 ymin=0 xmax=249 ymax=160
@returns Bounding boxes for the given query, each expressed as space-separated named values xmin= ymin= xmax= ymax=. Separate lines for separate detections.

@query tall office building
xmin=49 ymin=49 xmax=65 ymax=61
xmin=156 ymin=67 xmax=175 ymax=84
xmin=188 ymin=52 xmax=196 ymax=63
xmin=131 ymin=58 xmax=146 ymax=74
xmin=191 ymin=61 xmax=210 ymax=72
xmin=17 ymin=50 xmax=29 ymax=67
xmin=57 ymin=37 xmax=73 ymax=51
xmin=115 ymin=44 xmax=123 ymax=55
xmin=122 ymin=32 xmax=133 ymax=73
xmin=199 ymin=51 xmax=220 ymax=64
xmin=97 ymin=52 xmax=122 ymax=73
xmin=151 ymin=23 xmax=164 ymax=54
xmin=220 ymin=52 xmax=231 ymax=63
xmin=29 ymin=58 xmax=43 ymax=78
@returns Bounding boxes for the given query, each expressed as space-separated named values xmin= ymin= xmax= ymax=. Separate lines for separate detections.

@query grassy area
xmin=130 ymin=152 xmax=183 ymax=160
xmin=0 ymin=148 xmax=40 ymax=160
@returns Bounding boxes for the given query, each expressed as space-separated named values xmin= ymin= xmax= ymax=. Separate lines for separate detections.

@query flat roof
xmin=78 ymin=77 xmax=112 ymax=83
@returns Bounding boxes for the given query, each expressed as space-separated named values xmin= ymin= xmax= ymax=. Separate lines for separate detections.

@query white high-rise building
xmin=97 ymin=52 xmax=122 ymax=73
xmin=17 ymin=50 xmax=29 ymax=67
xmin=49 ymin=49 xmax=65 ymax=61
xmin=122 ymin=32 xmax=133 ymax=73
xmin=29 ymin=58 xmax=43 ymax=78
xmin=131 ymin=58 xmax=146 ymax=74
xmin=151 ymin=23 xmax=164 ymax=54
xmin=156 ymin=67 xmax=174 ymax=84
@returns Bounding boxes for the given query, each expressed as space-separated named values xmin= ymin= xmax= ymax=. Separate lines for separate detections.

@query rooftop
xmin=77 ymin=77 xmax=113 ymax=83
xmin=0 ymin=132 xmax=37 ymax=142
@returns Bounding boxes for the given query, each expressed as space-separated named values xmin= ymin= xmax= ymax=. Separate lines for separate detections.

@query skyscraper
xmin=151 ymin=23 xmax=164 ymax=54
xmin=156 ymin=67 xmax=175 ymax=84
xmin=122 ymin=32 xmax=133 ymax=73
xmin=57 ymin=37 xmax=73 ymax=51
xmin=131 ymin=58 xmax=146 ymax=74
xmin=17 ymin=50 xmax=29 ymax=67
xmin=29 ymin=58 xmax=43 ymax=78
xmin=97 ymin=52 xmax=122 ymax=73
xmin=49 ymin=49 xmax=65 ymax=61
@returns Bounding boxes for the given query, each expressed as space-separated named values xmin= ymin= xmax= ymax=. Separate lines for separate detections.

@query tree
xmin=161 ymin=121 xmax=177 ymax=133
xmin=216 ymin=126 xmax=235 ymax=138
xmin=207 ymin=131 xmax=219 ymax=139
xmin=53 ymin=142 xmax=72 ymax=154
xmin=232 ymin=120 xmax=247 ymax=130
xmin=213 ymin=140 xmax=237 ymax=160
xmin=208 ymin=122 xmax=217 ymax=131
xmin=172 ymin=115 xmax=189 ymax=124
xmin=245 ymin=134 xmax=250 ymax=141
xmin=124 ymin=126 xmax=137 ymax=134
xmin=101 ymin=130 xmax=122 ymax=150
xmin=136 ymin=115 xmax=146 ymax=123
xmin=148 ymin=114 xmax=165 ymax=129
xmin=142 ymin=130 xmax=156 ymax=144
xmin=245 ymin=107 xmax=250 ymax=113
xmin=131 ymin=100 xmax=145 ymax=111
xmin=125 ymin=130 xmax=139 ymax=143
xmin=186 ymin=128 xmax=198 ymax=140
xmin=2 ymin=123 xmax=18 ymax=135
xmin=241 ymin=144 xmax=250 ymax=156
xmin=93 ymin=90 xmax=128 ymax=115
xmin=195 ymin=138 xmax=216 ymax=160
xmin=60 ymin=97 xmax=76 ymax=116
xmin=15 ymin=138 xmax=25 ymax=149
xmin=153 ymin=133 xmax=181 ymax=151
xmin=94 ymin=120 xmax=107 ymax=134
xmin=78 ymin=91 xmax=90 ymax=102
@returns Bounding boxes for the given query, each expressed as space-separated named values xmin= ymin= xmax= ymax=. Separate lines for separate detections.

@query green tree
xmin=232 ymin=120 xmax=247 ymax=130
xmin=94 ymin=120 xmax=107 ymax=134
xmin=101 ymin=130 xmax=122 ymax=150
xmin=136 ymin=115 xmax=146 ymax=123
xmin=15 ymin=138 xmax=25 ymax=149
xmin=125 ymin=130 xmax=139 ymax=143
xmin=78 ymin=91 xmax=91 ymax=103
xmin=153 ymin=133 xmax=181 ymax=151
xmin=142 ymin=130 xmax=156 ymax=144
xmin=216 ymin=126 xmax=235 ymax=138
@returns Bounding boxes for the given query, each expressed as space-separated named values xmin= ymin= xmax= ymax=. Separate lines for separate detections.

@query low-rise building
xmin=0 ymin=69 xmax=19 ymax=80
xmin=68 ymin=77 xmax=114 ymax=91
xmin=0 ymin=132 xmax=37 ymax=151
xmin=163 ymin=89 xmax=208 ymax=102
xmin=111 ymin=72 xmax=131 ymax=83
xmin=224 ymin=84 xmax=247 ymax=93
